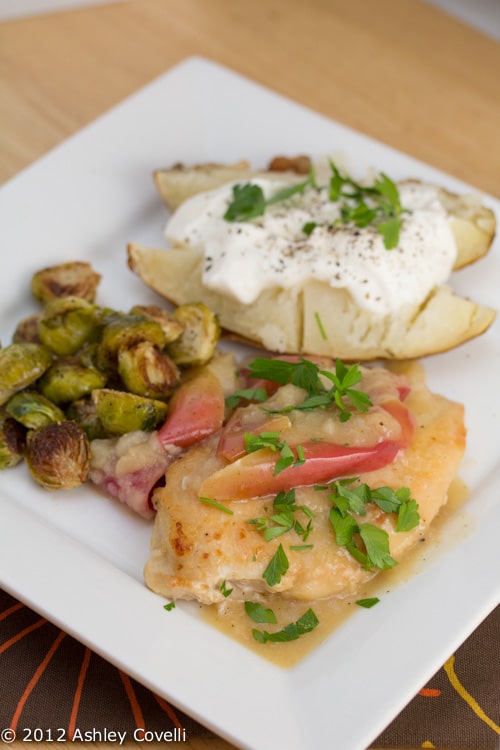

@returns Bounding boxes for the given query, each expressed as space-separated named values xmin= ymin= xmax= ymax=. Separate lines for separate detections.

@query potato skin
xmin=128 ymin=242 xmax=496 ymax=361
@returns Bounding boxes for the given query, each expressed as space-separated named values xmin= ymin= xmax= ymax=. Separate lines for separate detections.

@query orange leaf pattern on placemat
xmin=1 ymin=588 xmax=499 ymax=748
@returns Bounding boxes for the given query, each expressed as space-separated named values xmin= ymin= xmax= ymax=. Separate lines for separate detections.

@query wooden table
xmin=1 ymin=2 xmax=499 ymax=748
xmin=1 ymin=0 xmax=500 ymax=197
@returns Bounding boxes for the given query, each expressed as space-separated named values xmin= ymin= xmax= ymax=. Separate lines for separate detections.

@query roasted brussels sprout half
xmin=167 ymin=303 xmax=220 ymax=366
xmin=92 ymin=388 xmax=168 ymax=435
xmin=31 ymin=261 xmax=101 ymax=303
xmin=6 ymin=390 xmax=65 ymax=429
xmin=96 ymin=313 xmax=167 ymax=372
xmin=12 ymin=313 xmax=42 ymax=344
xmin=129 ymin=305 xmax=184 ymax=343
xmin=117 ymin=341 xmax=180 ymax=400
xmin=37 ymin=296 xmax=103 ymax=357
xmin=25 ymin=420 xmax=90 ymax=490
xmin=0 ymin=343 xmax=53 ymax=406
xmin=0 ymin=410 xmax=26 ymax=470
xmin=38 ymin=361 xmax=107 ymax=404
xmin=66 ymin=397 xmax=108 ymax=441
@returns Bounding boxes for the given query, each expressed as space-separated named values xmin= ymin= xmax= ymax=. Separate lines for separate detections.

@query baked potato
xmin=128 ymin=159 xmax=496 ymax=360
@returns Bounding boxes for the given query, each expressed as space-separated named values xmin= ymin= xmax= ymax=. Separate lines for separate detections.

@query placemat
xmin=1 ymin=587 xmax=498 ymax=748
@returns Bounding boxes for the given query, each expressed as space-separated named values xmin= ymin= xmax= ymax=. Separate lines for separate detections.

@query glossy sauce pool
xmin=202 ymin=477 xmax=471 ymax=668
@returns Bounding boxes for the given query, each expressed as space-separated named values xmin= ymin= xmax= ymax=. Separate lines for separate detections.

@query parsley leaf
xmin=223 ymin=183 xmax=266 ymax=222
xmin=356 ymin=597 xmax=380 ymax=608
xmin=327 ymin=479 xmax=419 ymax=570
xmin=249 ymin=489 xmax=316 ymax=543
xmin=220 ymin=580 xmax=233 ymax=598
xmin=329 ymin=506 xmax=359 ymax=546
xmin=199 ymin=497 xmax=234 ymax=515
xmin=252 ymin=608 xmax=319 ymax=643
xmin=224 ymin=170 xmax=316 ymax=223
xmin=329 ymin=162 xmax=405 ymax=249
xmin=244 ymin=601 xmax=278 ymax=624
xmin=314 ymin=311 xmax=328 ymax=340
xmin=244 ymin=431 xmax=305 ymax=476
xmin=247 ymin=357 xmax=371 ymax=421
xmin=263 ymin=543 xmax=289 ymax=587
xmin=396 ymin=498 xmax=421 ymax=532
xmin=225 ymin=386 xmax=268 ymax=409
xmin=359 ymin=523 xmax=397 ymax=570
xmin=223 ymin=163 xmax=405 ymax=249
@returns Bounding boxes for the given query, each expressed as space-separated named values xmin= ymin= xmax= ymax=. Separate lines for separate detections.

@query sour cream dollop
xmin=165 ymin=178 xmax=457 ymax=315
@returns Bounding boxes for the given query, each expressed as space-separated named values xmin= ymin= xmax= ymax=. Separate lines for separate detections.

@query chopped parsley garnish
xmin=225 ymin=386 xmax=268 ymax=409
xmin=247 ymin=357 xmax=371 ymax=421
xmin=163 ymin=601 xmax=176 ymax=612
xmin=248 ymin=489 xmax=315 ymax=543
xmin=328 ymin=479 xmax=420 ymax=570
xmin=262 ymin=543 xmax=289 ymax=587
xmin=199 ymin=496 xmax=234 ymax=515
xmin=222 ymin=161 xmax=405 ymax=249
xmin=356 ymin=597 xmax=380 ymax=609
xmin=220 ymin=580 xmax=233 ymax=598
xmin=223 ymin=170 xmax=316 ymax=223
xmin=244 ymin=431 xmax=305 ymax=475
xmin=329 ymin=161 xmax=405 ymax=249
xmin=251 ymin=608 xmax=319 ymax=643
xmin=244 ymin=601 xmax=277 ymax=624
xmin=314 ymin=311 xmax=328 ymax=340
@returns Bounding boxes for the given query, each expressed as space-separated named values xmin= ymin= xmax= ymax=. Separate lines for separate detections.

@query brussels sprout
xmin=31 ymin=261 xmax=101 ymax=303
xmin=117 ymin=341 xmax=180 ymax=400
xmin=38 ymin=361 xmax=107 ymax=404
xmin=0 ymin=410 xmax=26 ymax=470
xmin=12 ymin=313 xmax=42 ymax=344
xmin=37 ymin=296 xmax=105 ymax=357
xmin=129 ymin=305 xmax=184 ymax=343
xmin=66 ymin=397 xmax=108 ymax=440
xmin=167 ymin=303 xmax=220 ymax=366
xmin=0 ymin=343 xmax=53 ymax=405
xmin=96 ymin=313 xmax=167 ymax=372
xmin=92 ymin=388 xmax=168 ymax=435
xmin=25 ymin=420 xmax=90 ymax=490
xmin=6 ymin=390 xmax=65 ymax=429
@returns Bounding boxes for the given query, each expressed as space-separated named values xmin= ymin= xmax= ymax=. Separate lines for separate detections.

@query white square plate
xmin=0 ymin=57 xmax=499 ymax=750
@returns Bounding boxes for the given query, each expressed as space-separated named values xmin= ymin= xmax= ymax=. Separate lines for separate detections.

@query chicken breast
xmin=144 ymin=363 xmax=465 ymax=604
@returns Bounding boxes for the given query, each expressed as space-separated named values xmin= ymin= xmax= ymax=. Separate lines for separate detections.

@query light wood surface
xmin=1 ymin=0 xmax=500 ymax=196
xmin=1 ymin=2 xmax=499 ymax=749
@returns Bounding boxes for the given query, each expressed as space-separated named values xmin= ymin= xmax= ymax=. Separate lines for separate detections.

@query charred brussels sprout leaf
xmin=6 ymin=390 xmax=65 ymax=429
xmin=65 ymin=397 xmax=108 ymax=440
xmin=37 ymin=296 xmax=104 ymax=356
xmin=12 ymin=313 xmax=42 ymax=344
xmin=92 ymin=388 xmax=168 ymax=435
xmin=96 ymin=313 xmax=167 ymax=372
xmin=129 ymin=305 xmax=184 ymax=344
xmin=0 ymin=411 xmax=27 ymax=470
xmin=167 ymin=303 xmax=220 ymax=366
xmin=25 ymin=420 xmax=90 ymax=489
xmin=31 ymin=261 xmax=102 ymax=303
xmin=38 ymin=361 xmax=107 ymax=405
xmin=0 ymin=343 xmax=53 ymax=406
xmin=117 ymin=341 xmax=180 ymax=400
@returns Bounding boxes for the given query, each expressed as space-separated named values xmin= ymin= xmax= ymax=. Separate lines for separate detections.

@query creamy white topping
xmin=165 ymin=177 xmax=457 ymax=315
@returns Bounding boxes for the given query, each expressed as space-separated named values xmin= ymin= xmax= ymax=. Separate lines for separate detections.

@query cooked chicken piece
xmin=144 ymin=363 xmax=465 ymax=603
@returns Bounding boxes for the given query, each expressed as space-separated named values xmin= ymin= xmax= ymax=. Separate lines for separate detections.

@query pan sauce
xmin=202 ymin=477 xmax=470 ymax=668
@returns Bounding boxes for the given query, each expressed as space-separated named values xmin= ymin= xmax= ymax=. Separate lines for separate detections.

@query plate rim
xmin=1 ymin=55 xmax=499 ymax=750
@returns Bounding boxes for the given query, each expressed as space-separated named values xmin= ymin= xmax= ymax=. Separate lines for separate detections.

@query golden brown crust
xmin=144 ymin=363 xmax=466 ymax=604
